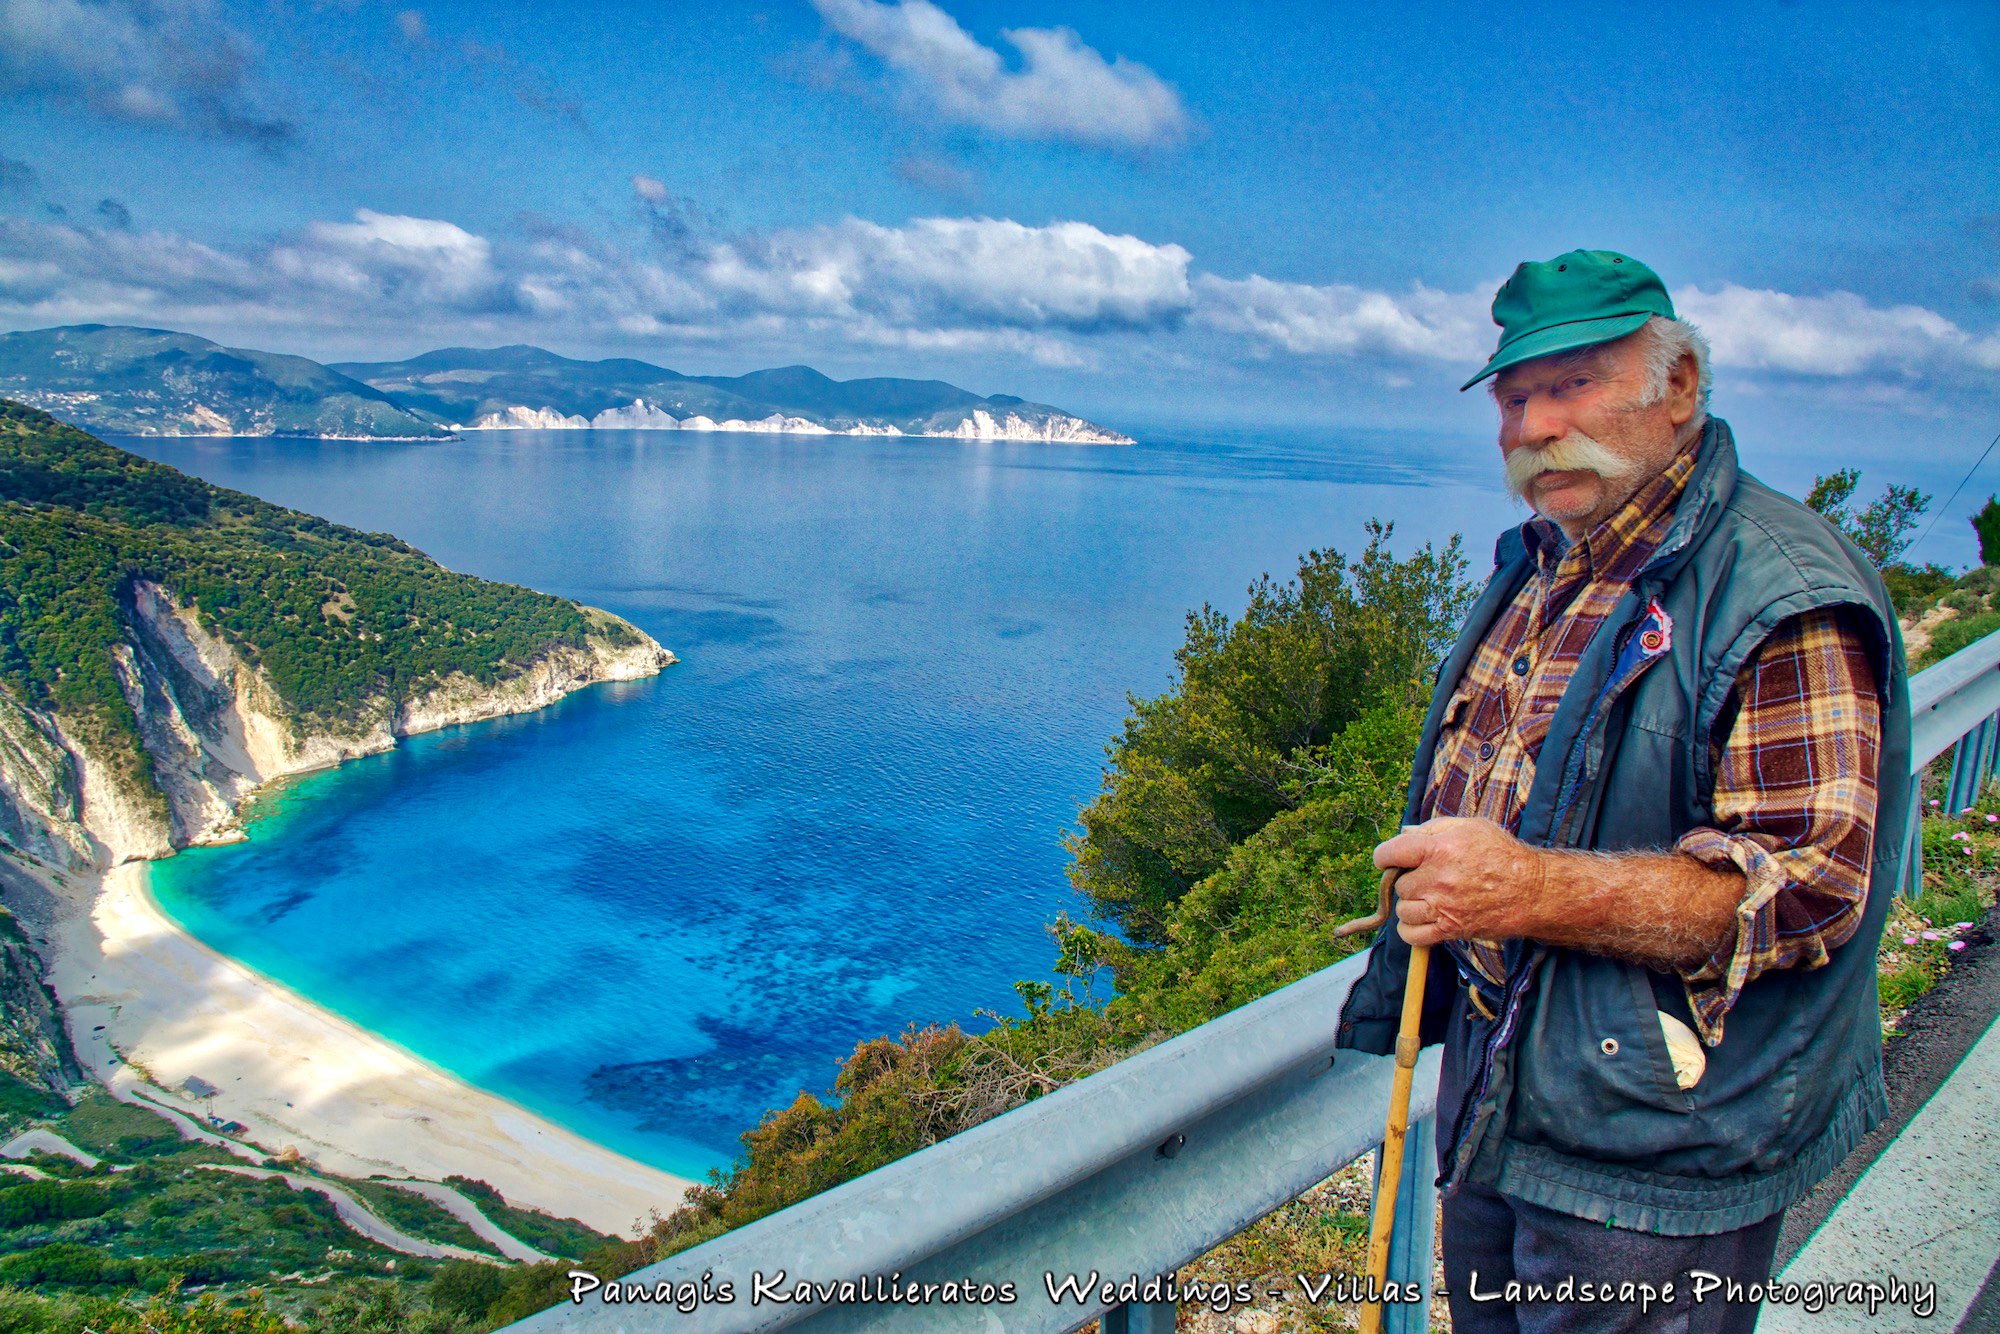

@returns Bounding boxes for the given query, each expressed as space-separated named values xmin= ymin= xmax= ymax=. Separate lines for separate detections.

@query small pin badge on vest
xmin=1637 ymin=597 xmax=1673 ymax=657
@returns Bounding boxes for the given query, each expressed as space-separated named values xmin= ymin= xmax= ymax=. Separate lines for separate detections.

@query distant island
xmin=0 ymin=325 xmax=1133 ymax=445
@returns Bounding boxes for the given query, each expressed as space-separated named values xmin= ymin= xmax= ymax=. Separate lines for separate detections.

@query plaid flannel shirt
xmin=1422 ymin=447 xmax=1882 ymax=1044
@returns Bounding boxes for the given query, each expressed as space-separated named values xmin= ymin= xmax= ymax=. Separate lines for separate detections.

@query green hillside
xmin=330 ymin=344 xmax=771 ymax=425
xmin=0 ymin=1083 xmax=635 ymax=1332
xmin=0 ymin=400 xmax=640 ymax=796
xmin=332 ymin=346 xmax=1081 ymax=432
xmin=0 ymin=327 xmax=449 ymax=439
xmin=0 ymin=325 xmax=1125 ymax=441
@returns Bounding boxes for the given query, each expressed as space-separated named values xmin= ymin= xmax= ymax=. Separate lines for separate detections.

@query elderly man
xmin=1336 ymin=250 xmax=1909 ymax=1333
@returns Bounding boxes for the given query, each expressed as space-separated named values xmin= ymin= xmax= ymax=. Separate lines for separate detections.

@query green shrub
xmin=429 ymin=1259 xmax=508 ymax=1321
xmin=1942 ymin=588 xmax=1985 ymax=615
xmin=1918 ymin=611 xmax=2000 ymax=669
xmin=1972 ymin=496 xmax=2000 ymax=566
xmin=0 ymin=1179 xmax=116 ymax=1228
xmin=1881 ymin=562 xmax=1956 ymax=615
xmin=1066 ymin=521 xmax=1471 ymax=944
xmin=0 ymin=1070 xmax=66 ymax=1121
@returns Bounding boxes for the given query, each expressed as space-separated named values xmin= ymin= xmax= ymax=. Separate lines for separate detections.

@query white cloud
xmin=809 ymin=0 xmax=1186 ymax=149
xmin=4 ymin=208 xmax=1997 ymax=403
xmin=270 ymin=211 xmax=516 ymax=312
xmin=0 ymin=0 xmax=291 ymax=145
xmin=702 ymin=217 xmax=1191 ymax=332
xmin=1193 ymin=275 xmax=1489 ymax=362
xmin=1679 ymin=283 xmax=2000 ymax=377
xmin=0 ymin=210 xmax=1191 ymax=361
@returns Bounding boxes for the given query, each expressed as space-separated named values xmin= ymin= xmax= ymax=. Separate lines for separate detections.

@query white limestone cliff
xmin=944 ymin=410 xmax=1133 ymax=444
xmin=0 ymin=582 xmax=674 ymax=873
xmin=453 ymin=399 xmax=1130 ymax=443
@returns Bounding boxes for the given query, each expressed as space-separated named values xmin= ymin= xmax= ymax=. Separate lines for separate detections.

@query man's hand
xmin=1372 ymin=817 xmax=1749 ymax=969
xmin=1372 ymin=817 xmax=1547 ymax=947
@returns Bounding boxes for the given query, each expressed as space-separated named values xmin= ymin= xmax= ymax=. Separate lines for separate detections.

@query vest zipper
xmin=1438 ymin=602 xmax=1661 ymax=1185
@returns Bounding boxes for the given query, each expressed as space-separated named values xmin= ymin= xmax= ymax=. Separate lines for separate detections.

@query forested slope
xmin=0 ymin=400 xmax=670 ymax=867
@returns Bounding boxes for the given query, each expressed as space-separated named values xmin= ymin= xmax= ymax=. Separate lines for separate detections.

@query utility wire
xmin=1909 ymin=425 xmax=2000 ymax=561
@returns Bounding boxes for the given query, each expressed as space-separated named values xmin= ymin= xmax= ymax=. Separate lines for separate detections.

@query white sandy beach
xmin=47 ymin=863 xmax=695 ymax=1239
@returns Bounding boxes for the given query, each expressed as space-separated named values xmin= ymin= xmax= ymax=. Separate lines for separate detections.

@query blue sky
xmin=3 ymin=0 xmax=1998 ymax=466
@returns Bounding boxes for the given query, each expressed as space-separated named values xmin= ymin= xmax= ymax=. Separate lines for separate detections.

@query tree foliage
xmin=1804 ymin=467 xmax=1932 ymax=568
xmin=1065 ymin=521 xmax=1472 ymax=944
xmin=1972 ymin=495 xmax=2000 ymax=567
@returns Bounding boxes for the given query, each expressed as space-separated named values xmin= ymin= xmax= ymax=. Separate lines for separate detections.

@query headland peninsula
xmin=0 ymin=400 xmax=691 ymax=1239
xmin=0 ymin=324 xmax=1133 ymax=445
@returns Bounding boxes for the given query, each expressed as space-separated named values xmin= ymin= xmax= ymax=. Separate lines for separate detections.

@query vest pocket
xmin=1508 ymin=952 xmax=1696 ymax=1163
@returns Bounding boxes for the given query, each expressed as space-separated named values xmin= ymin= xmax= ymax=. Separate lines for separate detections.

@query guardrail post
xmin=1101 ymin=1300 xmax=1177 ymax=1333
xmin=1944 ymin=712 xmax=1998 ymax=813
xmin=1376 ymin=1112 xmax=1437 ymax=1334
xmin=1904 ymin=773 xmax=1925 ymax=899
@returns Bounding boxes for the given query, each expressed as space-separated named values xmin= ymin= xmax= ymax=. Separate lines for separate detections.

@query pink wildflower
xmin=1903 ymin=935 xmax=1919 ymax=945
xmin=1922 ymin=931 xmax=1941 ymax=941
xmin=1950 ymin=941 xmax=1968 ymax=952
xmin=1930 ymin=798 xmax=1941 ymax=806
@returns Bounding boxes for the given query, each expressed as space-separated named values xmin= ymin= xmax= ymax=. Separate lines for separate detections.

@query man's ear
xmin=1666 ymin=352 xmax=1700 ymax=428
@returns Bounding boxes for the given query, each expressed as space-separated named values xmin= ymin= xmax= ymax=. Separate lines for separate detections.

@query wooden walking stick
xmin=1334 ymin=867 xmax=1430 ymax=1334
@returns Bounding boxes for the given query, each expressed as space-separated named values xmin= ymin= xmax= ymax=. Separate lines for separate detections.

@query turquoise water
xmin=124 ymin=425 xmax=1502 ymax=1180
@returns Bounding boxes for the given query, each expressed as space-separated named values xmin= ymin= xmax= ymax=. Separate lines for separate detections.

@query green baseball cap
xmin=1460 ymin=249 xmax=1675 ymax=391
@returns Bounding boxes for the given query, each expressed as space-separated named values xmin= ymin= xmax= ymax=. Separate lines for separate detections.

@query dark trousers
xmin=1440 ymin=1182 xmax=1785 ymax=1334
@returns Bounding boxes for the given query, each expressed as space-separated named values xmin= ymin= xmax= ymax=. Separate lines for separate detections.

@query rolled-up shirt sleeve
xmin=1673 ymin=606 xmax=1882 ymax=1045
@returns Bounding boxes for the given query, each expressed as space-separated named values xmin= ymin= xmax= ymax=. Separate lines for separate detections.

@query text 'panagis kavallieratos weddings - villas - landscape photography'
xmin=1 ymin=1 xmax=1999 ymax=1331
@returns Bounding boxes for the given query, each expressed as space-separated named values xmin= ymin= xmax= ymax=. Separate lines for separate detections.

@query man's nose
xmin=1518 ymin=391 xmax=1570 ymax=448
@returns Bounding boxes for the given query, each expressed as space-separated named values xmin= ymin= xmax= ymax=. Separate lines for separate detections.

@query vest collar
xmin=1638 ymin=417 xmax=1738 ymax=584
xmin=1490 ymin=416 xmax=1740 ymax=583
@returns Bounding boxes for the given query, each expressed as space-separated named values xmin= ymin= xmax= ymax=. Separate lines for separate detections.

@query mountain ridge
xmin=0 ymin=325 xmax=1131 ymax=444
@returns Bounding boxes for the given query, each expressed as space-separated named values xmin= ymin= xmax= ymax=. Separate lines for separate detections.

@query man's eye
xmin=1559 ymin=376 xmax=1592 ymax=393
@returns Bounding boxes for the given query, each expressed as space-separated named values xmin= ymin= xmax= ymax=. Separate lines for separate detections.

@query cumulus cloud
xmin=268 ymin=210 xmax=519 ymax=314
xmin=1193 ymin=275 xmax=1490 ymax=362
xmin=3 ymin=206 xmax=1996 ymax=401
xmin=810 ymin=0 xmax=1186 ymax=149
xmin=700 ymin=216 xmax=1191 ymax=333
xmin=1679 ymin=284 xmax=2000 ymax=377
xmin=0 ymin=0 xmax=292 ymax=145
xmin=0 ymin=209 xmax=1190 ymax=363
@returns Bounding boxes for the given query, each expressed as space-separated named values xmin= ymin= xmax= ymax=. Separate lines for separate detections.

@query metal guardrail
xmin=513 ymin=627 xmax=2000 ymax=1334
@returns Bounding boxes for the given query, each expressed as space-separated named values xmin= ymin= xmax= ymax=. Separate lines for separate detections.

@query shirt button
xmin=1512 ymin=656 xmax=1530 ymax=676
xmin=1478 ymin=742 xmax=1495 ymax=761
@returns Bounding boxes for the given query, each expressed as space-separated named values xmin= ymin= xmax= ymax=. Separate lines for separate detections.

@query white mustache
xmin=1503 ymin=432 xmax=1636 ymax=502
